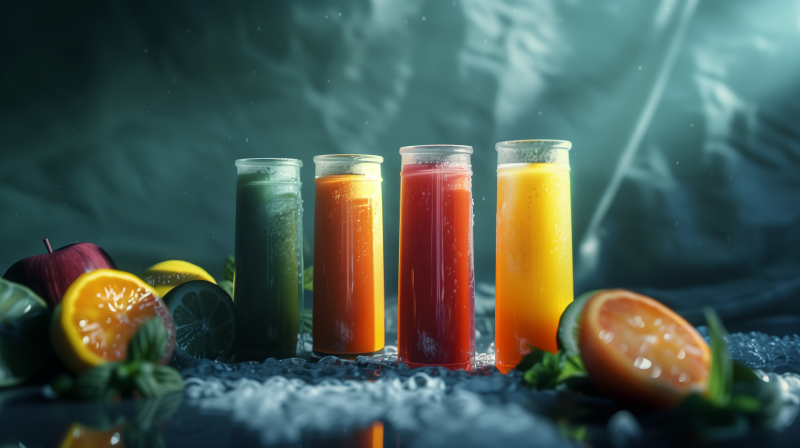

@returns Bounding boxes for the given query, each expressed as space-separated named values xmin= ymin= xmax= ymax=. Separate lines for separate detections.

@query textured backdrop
xmin=2 ymin=0 xmax=799 ymax=324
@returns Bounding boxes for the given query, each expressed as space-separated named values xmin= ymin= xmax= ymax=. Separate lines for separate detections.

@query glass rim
xmin=235 ymin=158 xmax=303 ymax=167
xmin=495 ymin=139 xmax=572 ymax=151
xmin=399 ymin=145 xmax=473 ymax=155
xmin=313 ymin=154 xmax=384 ymax=164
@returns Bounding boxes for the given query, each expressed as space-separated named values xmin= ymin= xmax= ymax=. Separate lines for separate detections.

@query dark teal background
xmin=2 ymin=0 xmax=800 ymax=324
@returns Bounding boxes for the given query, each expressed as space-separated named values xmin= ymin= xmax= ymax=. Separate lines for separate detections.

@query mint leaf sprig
xmin=518 ymin=347 xmax=590 ymax=391
xmin=671 ymin=308 xmax=782 ymax=437
xmin=52 ymin=317 xmax=184 ymax=400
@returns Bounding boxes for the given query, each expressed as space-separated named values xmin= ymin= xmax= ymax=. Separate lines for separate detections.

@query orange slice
xmin=59 ymin=423 xmax=126 ymax=448
xmin=579 ymin=289 xmax=711 ymax=409
xmin=51 ymin=269 xmax=175 ymax=374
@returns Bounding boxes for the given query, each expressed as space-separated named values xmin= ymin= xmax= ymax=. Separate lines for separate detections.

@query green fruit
xmin=557 ymin=290 xmax=603 ymax=356
xmin=0 ymin=278 xmax=51 ymax=387
xmin=162 ymin=280 xmax=237 ymax=362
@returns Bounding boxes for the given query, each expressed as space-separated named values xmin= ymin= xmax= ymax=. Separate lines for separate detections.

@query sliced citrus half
xmin=162 ymin=280 xmax=237 ymax=363
xmin=578 ymin=289 xmax=711 ymax=409
xmin=0 ymin=278 xmax=51 ymax=387
xmin=138 ymin=260 xmax=216 ymax=298
xmin=51 ymin=269 xmax=176 ymax=374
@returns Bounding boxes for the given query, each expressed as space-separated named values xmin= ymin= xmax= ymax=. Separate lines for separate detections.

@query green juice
xmin=233 ymin=160 xmax=303 ymax=361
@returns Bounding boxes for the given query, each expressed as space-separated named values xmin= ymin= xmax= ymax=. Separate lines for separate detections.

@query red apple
xmin=3 ymin=239 xmax=117 ymax=308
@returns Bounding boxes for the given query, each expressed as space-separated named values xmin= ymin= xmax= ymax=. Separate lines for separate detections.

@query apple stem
xmin=43 ymin=238 xmax=53 ymax=254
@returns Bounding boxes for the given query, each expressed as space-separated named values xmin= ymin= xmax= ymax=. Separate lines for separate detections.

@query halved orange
xmin=579 ymin=289 xmax=711 ymax=409
xmin=59 ymin=423 xmax=126 ymax=448
xmin=51 ymin=269 xmax=176 ymax=374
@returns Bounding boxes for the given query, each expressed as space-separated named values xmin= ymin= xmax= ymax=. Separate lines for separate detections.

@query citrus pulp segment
xmin=579 ymin=289 xmax=711 ymax=409
xmin=0 ymin=278 xmax=51 ymax=387
xmin=138 ymin=260 xmax=216 ymax=298
xmin=51 ymin=269 xmax=175 ymax=374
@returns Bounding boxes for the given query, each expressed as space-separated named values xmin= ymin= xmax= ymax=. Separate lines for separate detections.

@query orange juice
xmin=312 ymin=155 xmax=384 ymax=356
xmin=495 ymin=140 xmax=573 ymax=373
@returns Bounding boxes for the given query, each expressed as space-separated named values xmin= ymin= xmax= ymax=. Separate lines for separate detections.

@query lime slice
xmin=162 ymin=280 xmax=237 ymax=362
xmin=557 ymin=289 xmax=602 ymax=356
xmin=0 ymin=278 xmax=51 ymax=387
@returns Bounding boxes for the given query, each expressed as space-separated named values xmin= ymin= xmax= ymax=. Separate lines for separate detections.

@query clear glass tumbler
xmin=312 ymin=154 xmax=385 ymax=359
xmin=397 ymin=145 xmax=475 ymax=370
xmin=494 ymin=140 xmax=574 ymax=373
xmin=233 ymin=158 xmax=303 ymax=361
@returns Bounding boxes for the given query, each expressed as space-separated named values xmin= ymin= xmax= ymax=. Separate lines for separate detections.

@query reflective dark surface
xmin=1 ymin=317 xmax=800 ymax=448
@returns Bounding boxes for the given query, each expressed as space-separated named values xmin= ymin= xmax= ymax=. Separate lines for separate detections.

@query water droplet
xmin=651 ymin=365 xmax=662 ymax=378
xmin=599 ymin=330 xmax=615 ymax=343
xmin=634 ymin=357 xmax=652 ymax=369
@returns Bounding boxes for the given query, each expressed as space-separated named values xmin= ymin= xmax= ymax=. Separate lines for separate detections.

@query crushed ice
xmin=182 ymin=351 xmax=564 ymax=446
xmin=696 ymin=327 xmax=800 ymax=372
xmin=179 ymin=324 xmax=800 ymax=445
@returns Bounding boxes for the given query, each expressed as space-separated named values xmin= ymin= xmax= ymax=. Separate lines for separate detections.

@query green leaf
xmin=704 ymin=307 xmax=732 ymax=407
xmin=303 ymin=265 xmax=314 ymax=292
xmin=128 ymin=317 xmax=167 ymax=363
xmin=73 ymin=363 xmax=119 ymax=400
xmin=50 ymin=373 xmax=75 ymax=396
xmin=555 ymin=354 xmax=587 ymax=384
xmin=218 ymin=280 xmax=234 ymax=299
xmin=558 ymin=422 xmax=589 ymax=442
xmin=668 ymin=311 xmax=783 ymax=437
xmin=134 ymin=363 xmax=185 ymax=398
xmin=520 ymin=347 xmax=587 ymax=390
xmin=301 ymin=308 xmax=313 ymax=334
xmin=515 ymin=348 xmax=545 ymax=373
xmin=223 ymin=255 xmax=235 ymax=282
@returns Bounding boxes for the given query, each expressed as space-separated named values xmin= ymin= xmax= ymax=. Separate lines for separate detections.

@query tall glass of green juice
xmin=234 ymin=158 xmax=303 ymax=361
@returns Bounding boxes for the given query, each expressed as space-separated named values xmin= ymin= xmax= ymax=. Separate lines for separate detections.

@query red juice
xmin=397 ymin=146 xmax=475 ymax=370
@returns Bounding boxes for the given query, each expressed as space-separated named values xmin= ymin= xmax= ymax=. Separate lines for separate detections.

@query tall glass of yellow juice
xmin=495 ymin=140 xmax=573 ymax=374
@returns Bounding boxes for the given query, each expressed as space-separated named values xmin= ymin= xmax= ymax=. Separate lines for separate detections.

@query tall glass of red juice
xmin=397 ymin=145 xmax=475 ymax=370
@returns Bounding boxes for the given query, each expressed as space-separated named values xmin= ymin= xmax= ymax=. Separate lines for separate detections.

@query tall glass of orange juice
xmin=312 ymin=155 xmax=385 ymax=358
xmin=495 ymin=140 xmax=573 ymax=373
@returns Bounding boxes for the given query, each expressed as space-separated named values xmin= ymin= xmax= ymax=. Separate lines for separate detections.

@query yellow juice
xmin=495 ymin=162 xmax=573 ymax=373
